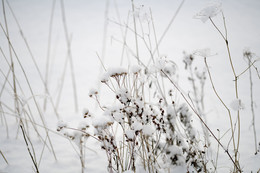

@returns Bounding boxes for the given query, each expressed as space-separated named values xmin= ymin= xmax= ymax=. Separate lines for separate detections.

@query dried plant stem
xmin=0 ymin=103 xmax=9 ymax=138
xmin=55 ymin=51 xmax=69 ymax=109
xmin=150 ymin=8 xmax=160 ymax=58
xmin=20 ymin=123 xmax=39 ymax=173
xmin=6 ymin=0 xmax=59 ymax=119
xmin=245 ymin=54 xmax=258 ymax=154
xmin=79 ymin=137 xmax=85 ymax=173
xmin=131 ymin=0 xmax=140 ymax=64
xmin=112 ymin=0 xmax=130 ymax=66
xmin=204 ymin=57 xmax=237 ymax=164
xmin=213 ymin=130 xmax=220 ymax=173
xmin=1 ymin=0 xmax=18 ymax=124
xmin=237 ymin=59 xmax=260 ymax=78
xmin=0 ymin=149 xmax=8 ymax=165
xmin=44 ymin=0 xmax=56 ymax=111
xmin=188 ymin=65 xmax=209 ymax=146
xmin=0 ymin=22 xmax=57 ymax=161
xmin=60 ymin=0 xmax=78 ymax=112
xmin=151 ymin=0 xmax=185 ymax=56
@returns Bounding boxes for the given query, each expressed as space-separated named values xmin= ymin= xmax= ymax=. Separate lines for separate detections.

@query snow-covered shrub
xmin=78 ymin=62 xmax=208 ymax=172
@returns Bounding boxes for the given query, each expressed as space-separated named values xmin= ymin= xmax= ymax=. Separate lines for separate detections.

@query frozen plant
xmin=80 ymin=63 xmax=208 ymax=172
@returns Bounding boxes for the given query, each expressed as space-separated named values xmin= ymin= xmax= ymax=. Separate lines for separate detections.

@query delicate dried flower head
xmin=161 ymin=61 xmax=177 ymax=77
xmin=193 ymin=48 xmax=211 ymax=57
xmin=155 ymin=58 xmax=167 ymax=71
xmin=194 ymin=2 xmax=222 ymax=23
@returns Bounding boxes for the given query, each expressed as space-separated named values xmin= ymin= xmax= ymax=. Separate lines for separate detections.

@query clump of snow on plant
xmin=57 ymin=120 xmax=67 ymax=131
xmin=115 ymin=88 xmax=131 ymax=105
xmin=125 ymin=129 xmax=135 ymax=140
xmin=131 ymin=117 xmax=143 ymax=131
xmin=100 ymin=67 xmax=128 ymax=83
xmin=92 ymin=114 xmax=114 ymax=134
xmin=230 ymin=98 xmax=245 ymax=111
xmin=143 ymin=124 xmax=155 ymax=136
xmin=183 ymin=51 xmax=194 ymax=69
xmin=168 ymin=145 xmax=185 ymax=165
xmin=107 ymin=67 xmax=128 ymax=76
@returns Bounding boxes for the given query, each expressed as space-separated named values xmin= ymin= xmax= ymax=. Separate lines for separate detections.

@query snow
xmin=115 ymin=88 xmax=131 ymax=105
xmin=92 ymin=115 xmax=114 ymax=130
xmin=142 ymin=124 xmax=155 ymax=136
xmin=125 ymin=129 xmax=135 ymax=140
xmin=1 ymin=0 xmax=260 ymax=172
xmin=113 ymin=112 xmax=124 ymax=124
xmin=131 ymin=118 xmax=143 ymax=132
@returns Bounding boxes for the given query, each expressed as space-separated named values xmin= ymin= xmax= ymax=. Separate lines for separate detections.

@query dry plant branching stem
xmin=161 ymin=70 xmax=241 ymax=172
xmin=209 ymin=14 xmax=241 ymax=171
xmin=237 ymin=58 xmax=260 ymax=78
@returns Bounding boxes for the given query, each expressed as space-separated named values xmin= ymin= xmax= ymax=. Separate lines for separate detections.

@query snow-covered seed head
xmin=107 ymin=67 xmax=128 ymax=78
xmin=183 ymin=52 xmax=194 ymax=69
xmin=168 ymin=89 xmax=173 ymax=96
xmin=161 ymin=61 xmax=177 ymax=77
xmin=57 ymin=120 xmax=67 ymax=131
xmin=243 ymin=49 xmax=253 ymax=57
xmin=83 ymin=109 xmax=91 ymax=118
xmin=89 ymin=88 xmax=98 ymax=97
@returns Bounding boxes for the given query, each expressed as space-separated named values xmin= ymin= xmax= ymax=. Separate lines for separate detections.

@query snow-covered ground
xmin=0 ymin=0 xmax=260 ymax=172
